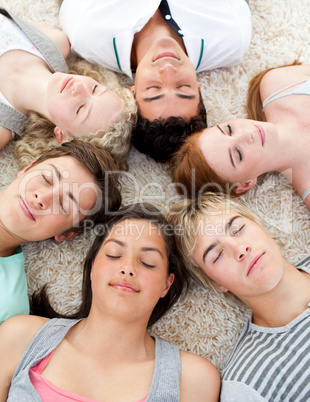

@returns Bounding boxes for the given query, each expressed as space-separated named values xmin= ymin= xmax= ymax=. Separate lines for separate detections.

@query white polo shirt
xmin=59 ymin=0 xmax=251 ymax=79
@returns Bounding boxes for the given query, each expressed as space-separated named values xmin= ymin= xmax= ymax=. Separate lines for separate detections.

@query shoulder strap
xmin=147 ymin=338 xmax=181 ymax=401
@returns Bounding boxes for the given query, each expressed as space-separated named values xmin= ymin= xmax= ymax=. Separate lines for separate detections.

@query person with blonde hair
xmin=166 ymin=192 xmax=310 ymax=401
xmin=0 ymin=7 xmax=136 ymax=168
xmin=1 ymin=203 xmax=220 ymax=401
xmin=171 ymin=62 xmax=310 ymax=211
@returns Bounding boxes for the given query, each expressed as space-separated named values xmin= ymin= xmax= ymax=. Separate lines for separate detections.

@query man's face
xmin=132 ymin=37 xmax=200 ymax=120
xmin=0 ymin=156 xmax=98 ymax=242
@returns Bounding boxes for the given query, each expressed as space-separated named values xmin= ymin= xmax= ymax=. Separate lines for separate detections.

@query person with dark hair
xmin=58 ymin=0 xmax=251 ymax=147
xmin=166 ymin=192 xmax=310 ymax=402
xmin=0 ymin=139 xmax=121 ymax=324
xmin=0 ymin=203 xmax=220 ymax=401
xmin=131 ymin=92 xmax=207 ymax=163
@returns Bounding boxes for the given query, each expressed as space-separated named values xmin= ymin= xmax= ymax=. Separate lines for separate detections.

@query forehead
xmin=139 ymin=95 xmax=199 ymax=120
xmin=106 ymin=219 xmax=165 ymax=244
xmin=33 ymin=156 xmax=91 ymax=178
xmin=195 ymin=210 xmax=244 ymax=238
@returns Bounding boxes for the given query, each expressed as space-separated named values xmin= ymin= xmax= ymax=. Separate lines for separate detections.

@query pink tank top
xmin=29 ymin=351 xmax=148 ymax=401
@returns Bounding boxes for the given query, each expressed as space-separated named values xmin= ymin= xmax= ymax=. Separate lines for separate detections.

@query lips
xmin=255 ymin=125 xmax=266 ymax=146
xmin=110 ymin=281 xmax=139 ymax=293
xmin=247 ymin=252 xmax=265 ymax=276
xmin=60 ymin=77 xmax=73 ymax=93
xmin=19 ymin=197 xmax=35 ymax=221
xmin=153 ymin=52 xmax=179 ymax=62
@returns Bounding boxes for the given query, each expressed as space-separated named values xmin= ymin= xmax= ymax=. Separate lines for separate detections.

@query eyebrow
xmin=202 ymin=215 xmax=242 ymax=263
xmin=143 ymin=93 xmax=196 ymax=102
xmin=216 ymin=124 xmax=225 ymax=135
xmin=104 ymin=239 xmax=164 ymax=258
xmin=49 ymin=164 xmax=79 ymax=210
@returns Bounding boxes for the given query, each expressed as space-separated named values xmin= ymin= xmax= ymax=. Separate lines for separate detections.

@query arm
xmin=0 ymin=315 xmax=49 ymax=400
xmin=0 ymin=127 xmax=13 ymax=150
xmin=179 ymin=350 xmax=221 ymax=402
xmin=31 ymin=24 xmax=71 ymax=60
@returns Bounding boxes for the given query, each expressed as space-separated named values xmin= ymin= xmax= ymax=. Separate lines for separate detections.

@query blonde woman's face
xmin=47 ymin=73 xmax=124 ymax=141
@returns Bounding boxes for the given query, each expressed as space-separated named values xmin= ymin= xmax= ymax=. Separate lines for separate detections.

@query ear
xmin=54 ymin=126 xmax=65 ymax=143
xmin=17 ymin=160 xmax=37 ymax=177
xmin=160 ymin=273 xmax=175 ymax=298
xmin=130 ymin=85 xmax=135 ymax=94
xmin=235 ymin=178 xmax=257 ymax=194
xmin=54 ymin=231 xmax=79 ymax=242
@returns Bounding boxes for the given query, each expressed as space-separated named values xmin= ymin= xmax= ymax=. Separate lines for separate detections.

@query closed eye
xmin=227 ymin=124 xmax=232 ymax=136
xmin=92 ymin=84 xmax=98 ymax=94
xmin=42 ymin=174 xmax=51 ymax=185
xmin=214 ymin=250 xmax=223 ymax=263
xmin=76 ymin=104 xmax=84 ymax=114
xmin=59 ymin=199 xmax=67 ymax=214
xmin=236 ymin=148 xmax=242 ymax=161
xmin=232 ymin=224 xmax=245 ymax=236
xmin=106 ymin=254 xmax=120 ymax=259
xmin=142 ymin=261 xmax=156 ymax=268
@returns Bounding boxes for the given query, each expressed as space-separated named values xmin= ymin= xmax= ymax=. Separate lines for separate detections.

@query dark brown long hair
xmin=31 ymin=203 xmax=189 ymax=327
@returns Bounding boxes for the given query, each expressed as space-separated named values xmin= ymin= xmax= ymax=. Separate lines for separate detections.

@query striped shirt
xmin=221 ymin=256 xmax=310 ymax=402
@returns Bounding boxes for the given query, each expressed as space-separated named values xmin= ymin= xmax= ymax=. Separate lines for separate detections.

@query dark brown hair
xmin=31 ymin=203 xmax=189 ymax=327
xmin=131 ymin=91 xmax=207 ymax=163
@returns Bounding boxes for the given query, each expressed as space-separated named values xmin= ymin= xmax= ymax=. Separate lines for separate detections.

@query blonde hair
xmin=14 ymin=57 xmax=137 ymax=170
xmin=166 ymin=192 xmax=263 ymax=289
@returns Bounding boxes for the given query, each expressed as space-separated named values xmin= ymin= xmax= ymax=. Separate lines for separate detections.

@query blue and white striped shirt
xmin=221 ymin=255 xmax=310 ymax=402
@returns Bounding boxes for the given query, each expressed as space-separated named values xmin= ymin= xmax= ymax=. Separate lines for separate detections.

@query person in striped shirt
xmin=166 ymin=192 xmax=310 ymax=402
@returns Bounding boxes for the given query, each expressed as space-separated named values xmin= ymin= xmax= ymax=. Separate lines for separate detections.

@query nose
xmin=33 ymin=187 xmax=57 ymax=210
xmin=72 ymin=81 xmax=87 ymax=96
xmin=236 ymin=244 xmax=250 ymax=261
xmin=159 ymin=64 xmax=177 ymax=87
xmin=120 ymin=261 xmax=136 ymax=277
xmin=240 ymin=131 xmax=254 ymax=145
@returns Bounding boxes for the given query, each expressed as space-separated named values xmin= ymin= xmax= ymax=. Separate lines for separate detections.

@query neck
xmin=0 ymin=192 xmax=26 ymax=257
xmin=243 ymin=260 xmax=310 ymax=327
xmin=0 ymin=218 xmax=24 ymax=257
xmin=132 ymin=9 xmax=186 ymax=67
xmin=266 ymin=121 xmax=302 ymax=174
xmin=70 ymin=310 xmax=154 ymax=360
xmin=0 ymin=51 xmax=52 ymax=117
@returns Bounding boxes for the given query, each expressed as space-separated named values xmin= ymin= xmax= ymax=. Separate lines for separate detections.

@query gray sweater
xmin=8 ymin=318 xmax=181 ymax=401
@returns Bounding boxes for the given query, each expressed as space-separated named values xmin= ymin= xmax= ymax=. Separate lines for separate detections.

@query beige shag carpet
xmin=1 ymin=0 xmax=310 ymax=373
